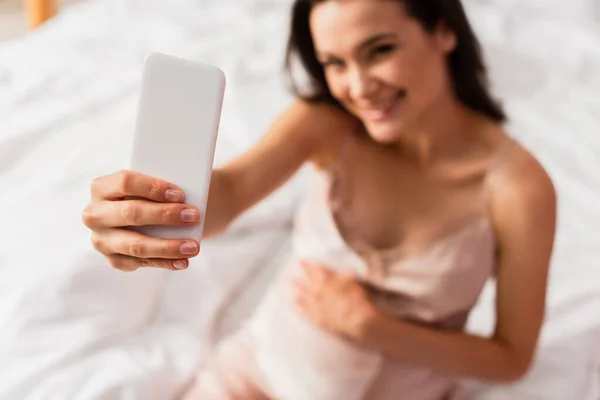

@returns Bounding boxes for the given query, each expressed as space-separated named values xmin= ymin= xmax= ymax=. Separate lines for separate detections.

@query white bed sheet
xmin=0 ymin=1 xmax=302 ymax=398
xmin=0 ymin=0 xmax=599 ymax=399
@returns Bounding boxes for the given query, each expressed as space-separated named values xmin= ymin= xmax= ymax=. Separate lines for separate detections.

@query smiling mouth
xmin=360 ymin=91 xmax=407 ymax=122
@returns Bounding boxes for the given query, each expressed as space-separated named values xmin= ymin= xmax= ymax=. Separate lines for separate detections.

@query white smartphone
xmin=129 ymin=52 xmax=226 ymax=241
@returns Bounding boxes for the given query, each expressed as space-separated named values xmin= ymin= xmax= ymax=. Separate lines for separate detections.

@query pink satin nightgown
xmin=183 ymin=136 xmax=510 ymax=400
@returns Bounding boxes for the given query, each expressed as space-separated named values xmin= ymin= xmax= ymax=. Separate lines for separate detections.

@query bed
xmin=0 ymin=0 xmax=599 ymax=399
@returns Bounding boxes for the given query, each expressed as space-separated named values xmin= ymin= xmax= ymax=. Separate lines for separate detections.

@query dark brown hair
xmin=284 ymin=0 xmax=507 ymax=123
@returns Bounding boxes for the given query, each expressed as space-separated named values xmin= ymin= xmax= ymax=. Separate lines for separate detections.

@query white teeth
xmin=373 ymin=100 xmax=394 ymax=112
xmin=361 ymin=95 xmax=401 ymax=121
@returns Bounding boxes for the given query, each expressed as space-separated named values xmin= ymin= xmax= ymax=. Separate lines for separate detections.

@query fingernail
xmin=180 ymin=209 xmax=200 ymax=223
xmin=180 ymin=242 xmax=199 ymax=255
xmin=165 ymin=189 xmax=184 ymax=202
xmin=173 ymin=260 xmax=188 ymax=270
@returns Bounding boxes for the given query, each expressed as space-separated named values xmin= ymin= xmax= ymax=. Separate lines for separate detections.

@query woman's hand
xmin=292 ymin=261 xmax=377 ymax=338
xmin=81 ymin=170 xmax=201 ymax=272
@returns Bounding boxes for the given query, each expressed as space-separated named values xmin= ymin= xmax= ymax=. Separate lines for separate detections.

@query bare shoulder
xmin=286 ymin=99 xmax=356 ymax=128
xmin=488 ymin=137 xmax=557 ymax=251
xmin=485 ymin=137 xmax=557 ymax=377
xmin=283 ymin=99 xmax=359 ymax=168
xmin=490 ymin=139 xmax=556 ymax=209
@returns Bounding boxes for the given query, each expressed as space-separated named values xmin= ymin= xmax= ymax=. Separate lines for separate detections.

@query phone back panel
xmin=130 ymin=52 xmax=226 ymax=241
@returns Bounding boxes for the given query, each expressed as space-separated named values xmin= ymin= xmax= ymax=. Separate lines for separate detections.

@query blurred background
xmin=0 ymin=1 xmax=599 ymax=399
xmin=0 ymin=0 xmax=80 ymax=39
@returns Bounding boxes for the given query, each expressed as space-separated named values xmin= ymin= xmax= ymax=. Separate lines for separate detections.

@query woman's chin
xmin=364 ymin=121 xmax=404 ymax=144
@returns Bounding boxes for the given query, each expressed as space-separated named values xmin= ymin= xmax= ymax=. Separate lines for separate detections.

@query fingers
xmin=292 ymin=275 xmax=312 ymax=294
xmin=84 ymin=170 xmax=201 ymax=272
xmin=292 ymin=276 xmax=311 ymax=311
xmin=106 ymin=254 xmax=190 ymax=272
xmin=91 ymin=228 xmax=200 ymax=260
xmin=300 ymin=261 xmax=328 ymax=284
xmin=91 ymin=170 xmax=185 ymax=202
xmin=82 ymin=199 xmax=201 ymax=229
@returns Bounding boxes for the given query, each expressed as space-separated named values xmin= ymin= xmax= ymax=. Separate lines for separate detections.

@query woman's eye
xmin=372 ymin=44 xmax=396 ymax=57
xmin=321 ymin=59 xmax=345 ymax=69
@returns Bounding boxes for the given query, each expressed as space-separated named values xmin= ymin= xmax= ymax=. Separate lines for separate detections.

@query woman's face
xmin=310 ymin=0 xmax=457 ymax=143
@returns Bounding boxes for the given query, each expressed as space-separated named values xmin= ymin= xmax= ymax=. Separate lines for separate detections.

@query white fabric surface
xmin=0 ymin=0 xmax=598 ymax=399
xmin=0 ymin=1 xmax=301 ymax=399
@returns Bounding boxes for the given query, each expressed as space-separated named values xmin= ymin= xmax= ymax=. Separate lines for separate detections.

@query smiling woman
xmin=81 ymin=0 xmax=557 ymax=399
xmin=285 ymin=0 xmax=506 ymax=144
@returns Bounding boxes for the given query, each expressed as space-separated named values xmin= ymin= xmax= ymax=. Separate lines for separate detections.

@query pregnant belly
xmin=249 ymin=263 xmax=382 ymax=400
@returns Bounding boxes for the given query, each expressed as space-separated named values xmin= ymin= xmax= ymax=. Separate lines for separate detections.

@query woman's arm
xmin=352 ymin=149 xmax=557 ymax=382
xmin=83 ymin=99 xmax=354 ymax=271
xmin=202 ymin=99 xmax=355 ymax=237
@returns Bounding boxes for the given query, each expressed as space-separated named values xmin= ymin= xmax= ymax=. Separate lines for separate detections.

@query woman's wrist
xmin=346 ymin=300 xmax=382 ymax=341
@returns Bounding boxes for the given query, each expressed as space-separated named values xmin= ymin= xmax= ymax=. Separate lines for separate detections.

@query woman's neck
xmin=392 ymin=94 xmax=482 ymax=168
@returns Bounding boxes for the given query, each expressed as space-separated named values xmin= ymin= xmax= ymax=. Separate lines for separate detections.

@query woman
xmin=82 ymin=0 xmax=556 ymax=398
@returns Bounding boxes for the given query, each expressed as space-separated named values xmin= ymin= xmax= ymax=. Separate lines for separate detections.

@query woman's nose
xmin=348 ymin=68 xmax=377 ymax=100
